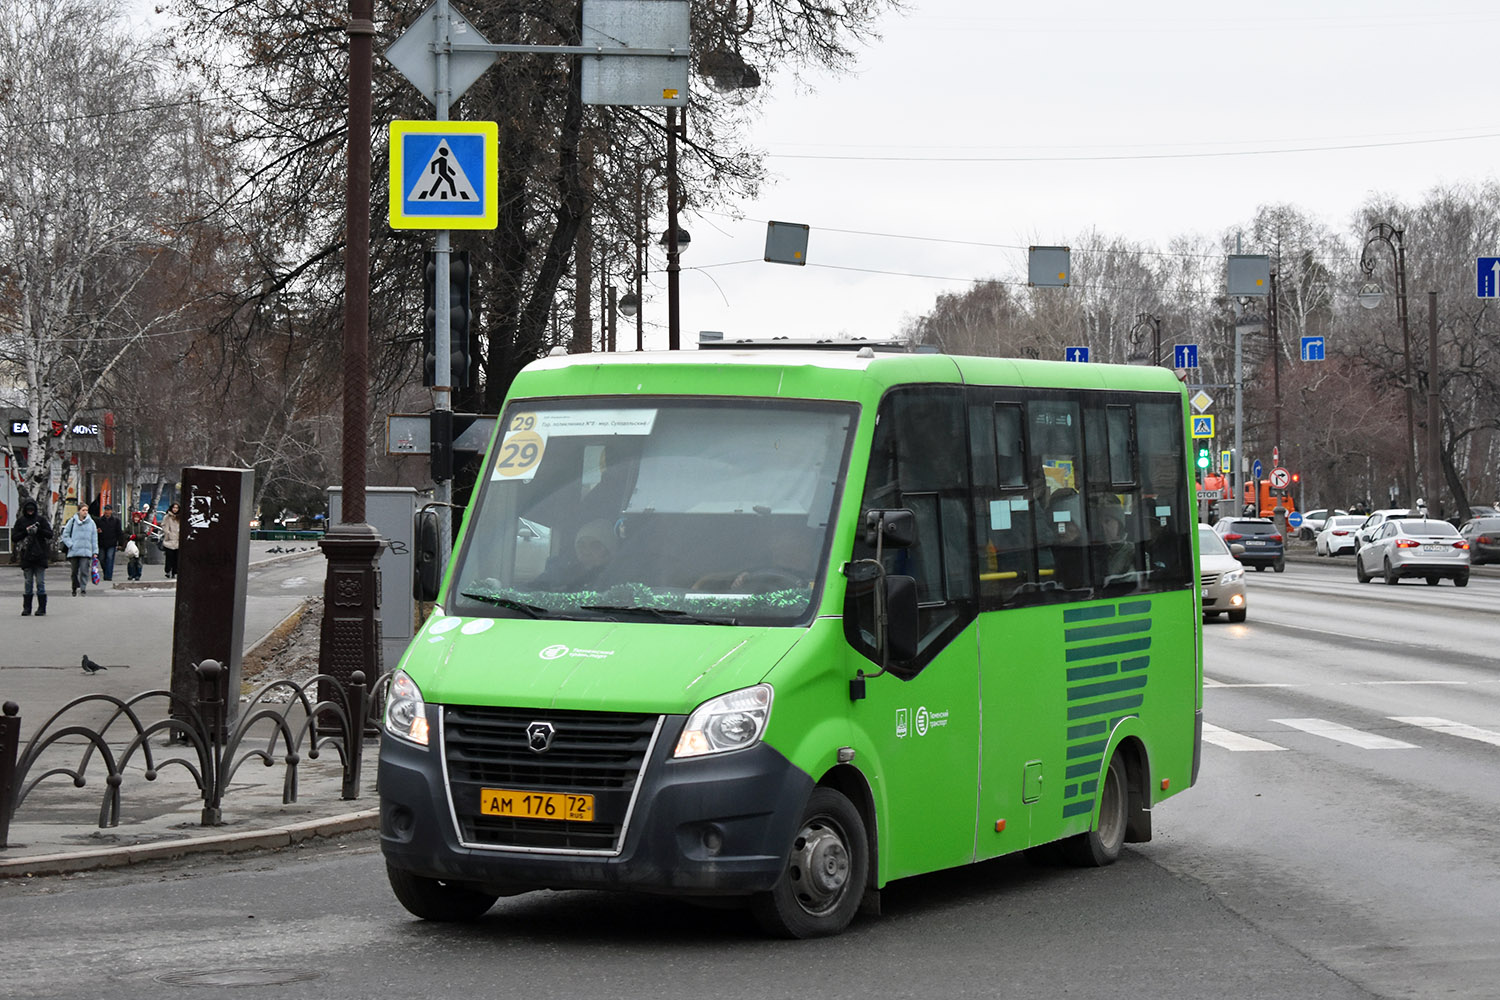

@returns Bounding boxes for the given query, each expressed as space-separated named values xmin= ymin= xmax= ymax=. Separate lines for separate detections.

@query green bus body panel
xmin=414 ymin=349 xmax=1201 ymax=893
xmin=399 ymin=614 xmax=803 ymax=713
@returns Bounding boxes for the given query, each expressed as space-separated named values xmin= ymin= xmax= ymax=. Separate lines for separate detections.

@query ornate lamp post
xmin=1358 ymin=222 xmax=1416 ymax=505
xmin=1128 ymin=313 xmax=1162 ymax=366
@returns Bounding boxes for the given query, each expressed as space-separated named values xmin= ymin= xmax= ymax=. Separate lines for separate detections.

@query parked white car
xmin=1298 ymin=507 xmax=1349 ymax=540
xmin=1315 ymin=514 xmax=1365 ymax=556
xmin=1353 ymin=508 xmax=1411 ymax=550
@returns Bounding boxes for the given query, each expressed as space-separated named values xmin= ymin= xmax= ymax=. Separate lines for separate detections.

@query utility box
xmin=170 ymin=466 xmax=254 ymax=735
xmin=328 ymin=486 xmax=418 ymax=671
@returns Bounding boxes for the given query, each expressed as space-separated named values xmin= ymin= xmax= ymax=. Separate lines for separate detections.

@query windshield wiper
xmin=460 ymin=593 xmax=553 ymax=618
xmin=580 ymin=604 xmax=738 ymax=626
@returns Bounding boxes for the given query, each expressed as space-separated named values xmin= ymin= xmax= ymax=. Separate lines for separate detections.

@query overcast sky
xmin=129 ymin=1 xmax=1500 ymax=351
xmin=665 ymin=0 xmax=1500 ymax=349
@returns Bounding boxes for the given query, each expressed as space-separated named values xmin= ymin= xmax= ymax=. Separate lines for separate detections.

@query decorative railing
xmin=0 ymin=662 xmax=392 ymax=849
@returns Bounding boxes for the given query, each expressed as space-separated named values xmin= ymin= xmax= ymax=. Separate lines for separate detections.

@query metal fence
xmin=0 ymin=662 xmax=391 ymax=848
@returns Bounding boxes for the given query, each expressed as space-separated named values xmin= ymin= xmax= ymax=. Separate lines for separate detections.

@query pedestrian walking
xmin=11 ymin=498 xmax=52 ymax=616
xmin=124 ymin=534 xmax=142 ymax=580
xmin=96 ymin=503 xmax=124 ymax=581
xmin=161 ymin=501 xmax=182 ymax=579
xmin=61 ymin=505 xmax=99 ymax=596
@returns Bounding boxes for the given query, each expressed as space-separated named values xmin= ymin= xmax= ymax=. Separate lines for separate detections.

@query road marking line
xmin=1201 ymin=722 xmax=1287 ymax=751
xmin=1271 ymin=718 xmax=1418 ymax=749
xmin=1390 ymin=717 xmax=1500 ymax=747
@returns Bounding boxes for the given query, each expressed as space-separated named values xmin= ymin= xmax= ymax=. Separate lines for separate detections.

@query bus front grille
xmin=442 ymin=706 xmax=661 ymax=852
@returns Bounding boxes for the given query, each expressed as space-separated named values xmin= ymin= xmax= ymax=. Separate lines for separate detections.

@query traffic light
xmin=449 ymin=250 xmax=471 ymax=388
xmin=1196 ymin=446 xmax=1211 ymax=471
xmin=420 ymin=249 xmax=472 ymax=388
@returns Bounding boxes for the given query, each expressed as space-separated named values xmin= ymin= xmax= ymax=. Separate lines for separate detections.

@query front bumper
xmin=379 ymin=712 xmax=814 ymax=897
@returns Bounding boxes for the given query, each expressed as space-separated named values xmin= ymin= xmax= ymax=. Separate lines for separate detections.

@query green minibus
xmin=379 ymin=347 xmax=1203 ymax=937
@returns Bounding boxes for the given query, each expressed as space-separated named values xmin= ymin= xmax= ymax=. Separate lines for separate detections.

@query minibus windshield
xmin=450 ymin=397 xmax=856 ymax=625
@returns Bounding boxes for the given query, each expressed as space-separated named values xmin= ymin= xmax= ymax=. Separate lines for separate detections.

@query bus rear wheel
xmin=1062 ymin=753 xmax=1127 ymax=867
xmin=386 ymin=864 xmax=499 ymax=922
xmin=752 ymin=787 xmax=869 ymax=939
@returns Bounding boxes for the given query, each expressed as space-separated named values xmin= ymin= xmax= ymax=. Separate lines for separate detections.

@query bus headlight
xmin=384 ymin=670 xmax=430 ymax=747
xmin=673 ymin=684 xmax=773 ymax=758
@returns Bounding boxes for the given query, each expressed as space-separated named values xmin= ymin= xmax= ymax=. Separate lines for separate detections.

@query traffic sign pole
xmin=432 ymin=0 xmax=454 ymax=570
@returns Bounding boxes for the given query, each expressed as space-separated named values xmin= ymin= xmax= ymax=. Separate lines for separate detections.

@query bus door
xmin=845 ymin=386 xmax=981 ymax=881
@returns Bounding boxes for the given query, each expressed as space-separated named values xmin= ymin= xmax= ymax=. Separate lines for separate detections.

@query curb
xmin=0 ymin=809 xmax=380 ymax=877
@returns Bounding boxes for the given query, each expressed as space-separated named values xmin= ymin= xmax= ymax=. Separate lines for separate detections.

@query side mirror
xmin=884 ymin=575 xmax=919 ymax=662
xmin=413 ymin=508 xmax=442 ymax=602
xmin=1230 ymin=543 xmax=1246 ymax=558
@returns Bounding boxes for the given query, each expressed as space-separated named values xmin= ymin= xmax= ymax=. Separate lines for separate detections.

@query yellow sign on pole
xmin=389 ymin=120 xmax=499 ymax=230
xmin=1191 ymin=414 xmax=1215 ymax=439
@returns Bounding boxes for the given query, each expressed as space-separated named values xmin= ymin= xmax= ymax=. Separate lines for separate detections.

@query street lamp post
xmin=1131 ymin=313 xmax=1162 ymax=366
xmin=1358 ymin=222 xmax=1417 ymax=505
xmin=665 ymin=106 xmax=683 ymax=350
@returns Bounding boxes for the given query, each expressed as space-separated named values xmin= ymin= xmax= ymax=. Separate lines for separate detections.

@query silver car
xmin=1199 ymin=524 xmax=1247 ymax=622
xmin=1354 ymin=518 xmax=1471 ymax=586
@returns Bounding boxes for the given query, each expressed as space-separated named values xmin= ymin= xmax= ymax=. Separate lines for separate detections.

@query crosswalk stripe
xmin=1390 ymin=717 xmax=1500 ymax=747
xmin=1200 ymin=722 xmax=1287 ymax=751
xmin=1271 ymin=718 xmax=1418 ymax=749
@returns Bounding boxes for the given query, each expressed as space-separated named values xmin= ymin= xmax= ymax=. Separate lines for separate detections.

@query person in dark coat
xmin=11 ymin=498 xmax=53 ymax=616
xmin=95 ymin=503 xmax=124 ymax=582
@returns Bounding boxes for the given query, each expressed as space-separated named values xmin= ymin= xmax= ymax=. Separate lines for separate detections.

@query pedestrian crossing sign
xmin=389 ymin=120 xmax=498 ymax=230
xmin=1191 ymin=415 xmax=1215 ymax=438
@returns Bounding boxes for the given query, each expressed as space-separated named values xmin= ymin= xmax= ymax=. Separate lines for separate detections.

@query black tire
xmin=1425 ymin=575 xmax=1440 ymax=586
xmin=1273 ymin=559 xmax=1285 ymax=573
xmin=1356 ymin=554 xmax=1371 ymax=583
xmin=386 ymin=863 xmax=499 ymax=922
xmin=1455 ymin=573 xmax=1469 ymax=588
xmin=1061 ymin=753 xmax=1127 ymax=867
xmin=1255 ymin=564 xmax=1266 ymax=572
xmin=752 ymin=787 xmax=869 ymax=939
xmin=1227 ymin=608 xmax=1247 ymax=623
xmin=1384 ymin=558 xmax=1400 ymax=586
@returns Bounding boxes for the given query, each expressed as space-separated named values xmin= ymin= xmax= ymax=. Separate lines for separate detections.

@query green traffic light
xmin=1196 ymin=448 xmax=1210 ymax=470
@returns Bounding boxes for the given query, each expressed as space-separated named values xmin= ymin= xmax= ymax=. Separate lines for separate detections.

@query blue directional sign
xmin=1191 ymin=415 xmax=1214 ymax=439
xmin=1301 ymin=336 xmax=1325 ymax=362
xmin=1174 ymin=343 xmax=1199 ymax=369
xmin=1065 ymin=346 xmax=1090 ymax=362
xmin=1252 ymin=459 xmax=1263 ymax=480
xmin=1478 ymin=257 xmax=1500 ymax=298
xmin=389 ymin=120 xmax=498 ymax=230
xmin=1288 ymin=511 xmax=1304 ymax=529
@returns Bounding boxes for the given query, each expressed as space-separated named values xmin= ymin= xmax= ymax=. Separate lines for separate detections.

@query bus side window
xmin=845 ymin=387 xmax=972 ymax=674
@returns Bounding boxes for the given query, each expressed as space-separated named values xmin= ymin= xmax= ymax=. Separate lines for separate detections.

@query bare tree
xmin=0 ymin=0 xmax=204 ymax=529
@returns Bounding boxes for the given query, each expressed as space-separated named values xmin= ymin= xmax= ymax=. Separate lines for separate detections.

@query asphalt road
xmin=2 ymin=558 xmax=1494 ymax=1000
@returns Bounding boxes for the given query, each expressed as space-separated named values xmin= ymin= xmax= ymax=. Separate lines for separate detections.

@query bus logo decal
xmin=915 ymin=707 xmax=929 ymax=737
xmin=895 ymin=709 xmax=909 ymax=738
xmin=539 ymin=644 xmax=569 ymax=660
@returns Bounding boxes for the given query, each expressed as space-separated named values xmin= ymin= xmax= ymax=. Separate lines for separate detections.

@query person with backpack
xmin=11 ymin=498 xmax=53 ymax=616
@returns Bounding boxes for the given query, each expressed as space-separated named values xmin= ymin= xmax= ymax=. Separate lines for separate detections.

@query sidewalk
xmin=1 ymin=541 xmax=383 ymax=876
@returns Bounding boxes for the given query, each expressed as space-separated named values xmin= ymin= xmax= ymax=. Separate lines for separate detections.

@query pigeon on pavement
xmin=81 ymin=655 xmax=107 ymax=673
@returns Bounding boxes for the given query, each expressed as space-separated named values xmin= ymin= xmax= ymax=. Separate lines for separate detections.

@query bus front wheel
xmin=752 ymin=787 xmax=869 ymax=939
xmin=1062 ymin=753 xmax=1128 ymax=867
xmin=386 ymin=864 xmax=499 ymax=922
